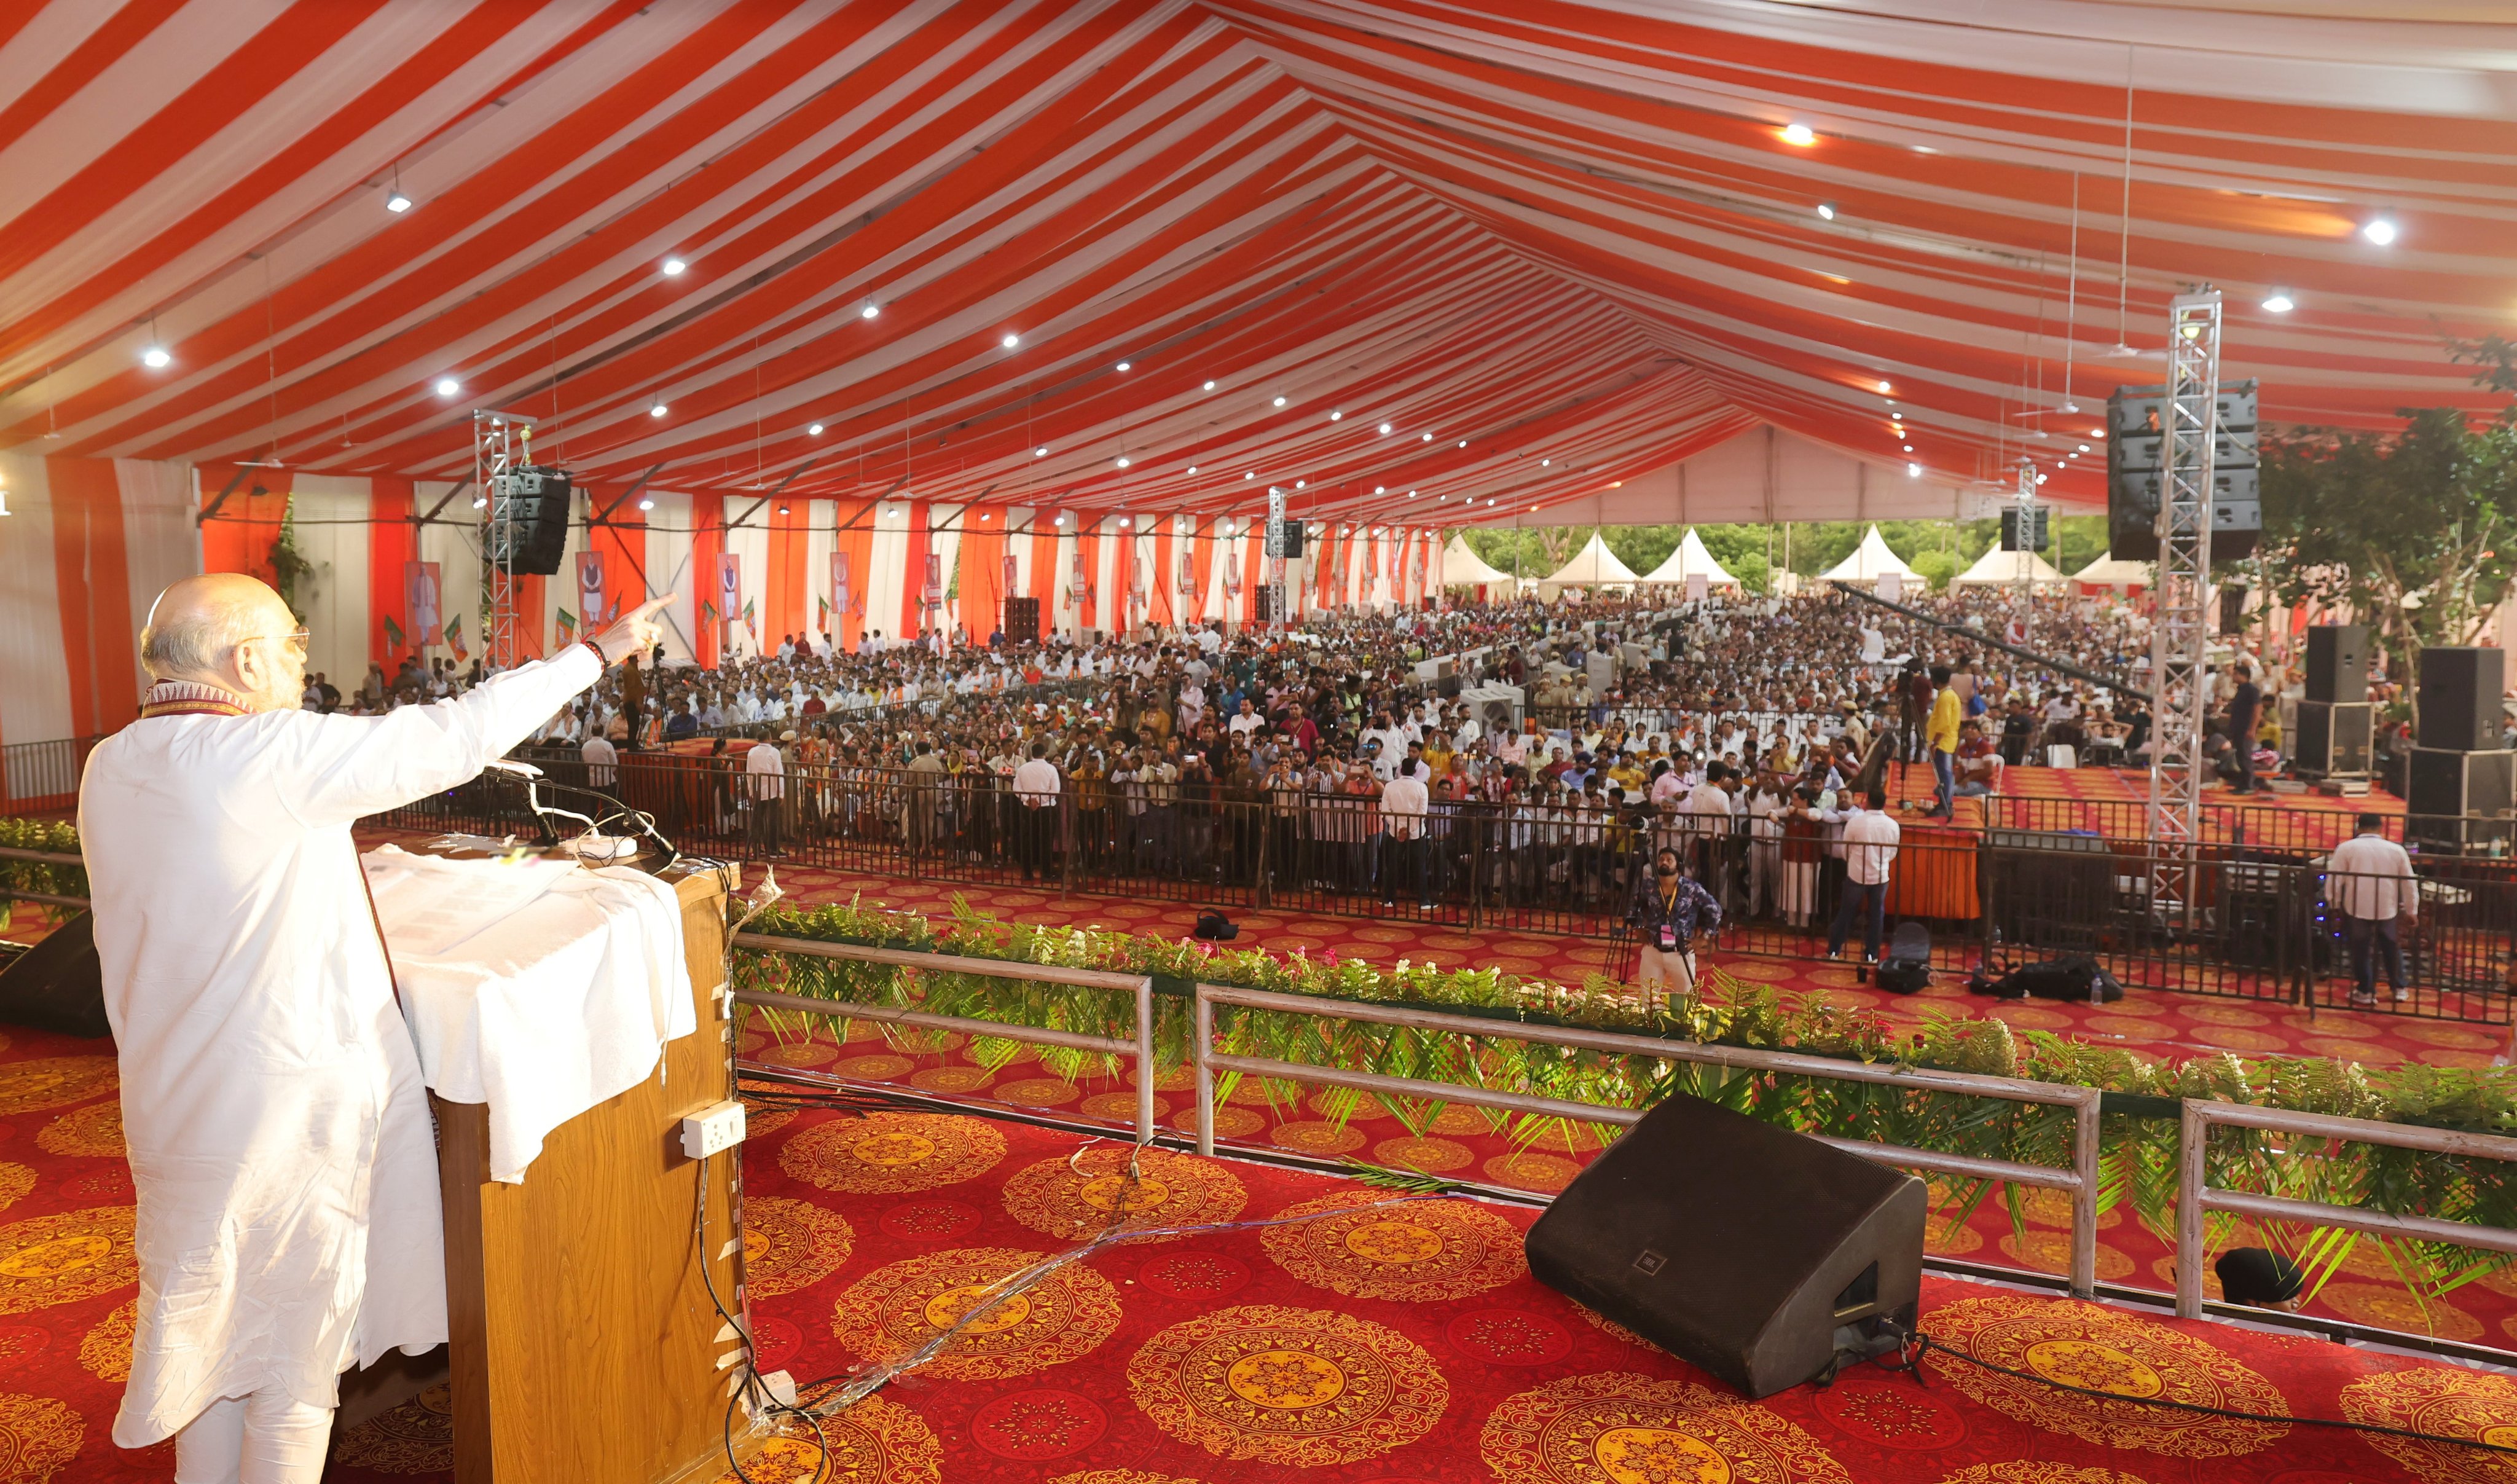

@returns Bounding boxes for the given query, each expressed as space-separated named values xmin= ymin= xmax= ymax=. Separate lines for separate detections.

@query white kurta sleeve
xmin=278 ymin=646 xmax=605 ymax=828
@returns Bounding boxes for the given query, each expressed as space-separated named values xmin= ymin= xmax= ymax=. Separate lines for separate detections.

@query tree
xmin=2261 ymin=402 xmax=2517 ymax=685
xmin=1909 ymin=549 xmax=1956 ymax=592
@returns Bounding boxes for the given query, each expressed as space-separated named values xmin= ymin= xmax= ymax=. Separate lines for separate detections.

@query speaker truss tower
xmin=2146 ymin=288 xmax=2222 ymax=925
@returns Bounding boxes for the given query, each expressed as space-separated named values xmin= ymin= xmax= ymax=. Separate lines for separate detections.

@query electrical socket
xmin=680 ymin=1099 xmax=747 ymax=1160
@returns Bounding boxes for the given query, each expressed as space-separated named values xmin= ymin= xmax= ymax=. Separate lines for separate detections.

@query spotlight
xmin=1457 ymin=440 xmax=1466 ymax=447
xmin=1036 ymin=447 xmax=1048 ymax=457
xmin=473 ymin=496 xmax=488 ymax=509
xmin=1375 ymin=485 xmax=1384 ymax=494
xmin=385 ymin=192 xmax=412 ymax=213
xmin=1781 ymin=123 xmax=1816 ymax=146
xmin=638 ymin=498 xmax=655 ymax=511
xmin=1187 ymin=466 xmax=1199 ymax=474
xmin=1816 ymin=203 xmax=1836 ymax=220
xmin=1002 ymin=332 xmax=1021 ymax=348
xmin=1273 ymin=396 xmax=1287 ymax=407
xmin=2078 ymin=444 xmax=2090 ymax=453
xmin=435 ymin=377 xmax=461 ymax=398
xmin=1115 ymin=457 xmax=1130 ymax=468
xmin=1329 ymin=410 xmax=1342 ymax=421
xmin=777 ymin=504 xmax=791 ymax=516
xmin=1541 ymin=458 xmax=1549 ymax=466
xmin=2261 ymin=293 xmax=2295 ymax=313
xmin=2360 ymin=219 xmax=2397 ymax=246
xmin=861 ymin=303 xmax=880 ymax=319
xmin=1203 ymin=380 xmax=1215 ymax=391
xmin=1421 ymin=433 xmax=1432 ymax=442
xmin=1902 ymin=445 xmax=1912 ymax=452
xmin=1117 ymin=361 xmax=1131 ymax=371
xmin=1379 ymin=422 xmax=1392 ymax=434
xmin=1908 ymin=463 xmax=1922 ymax=477
xmin=809 ymin=423 xmax=823 ymax=435
xmin=141 ymin=345 xmax=171 ymax=369
xmin=650 ymin=399 xmax=667 ymax=417
xmin=1878 ymin=380 xmax=1893 ymax=393
xmin=661 ymin=257 xmax=686 ymax=276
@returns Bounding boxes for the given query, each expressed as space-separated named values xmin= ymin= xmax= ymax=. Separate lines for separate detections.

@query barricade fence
xmin=360 ymin=753 xmax=2515 ymax=1024
xmin=0 ymin=737 xmax=98 ymax=817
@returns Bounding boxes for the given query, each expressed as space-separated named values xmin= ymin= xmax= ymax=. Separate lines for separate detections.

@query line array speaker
xmin=489 ymin=465 xmax=573 ymax=576
xmin=2105 ymin=380 xmax=2258 ymax=562
xmin=1001 ymin=595 xmax=1040 ymax=645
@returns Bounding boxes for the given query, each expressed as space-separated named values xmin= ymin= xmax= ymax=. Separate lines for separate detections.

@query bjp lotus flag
xmin=443 ymin=615 xmax=469 ymax=661
xmin=382 ymin=614 xmax=406 ymax=653
xmin=556 ymin=608 xmax=578 ymax=646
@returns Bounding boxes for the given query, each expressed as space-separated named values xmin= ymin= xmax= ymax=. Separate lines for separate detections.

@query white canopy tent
xmin=1442 ymin=535 xmax=1509 ymax=586
xmin=1640 ymin=528 xmax=1741 ymax=587
xmin=2071 ymin=554 xmax=2153 ymax=590
xmin=1820 ymin=525 xmax=1922 ymax=584
xmin=1953 ymin=546 xmax=2069 ymax=588
xmin=1540 ymin=532 xmax=1639 ymax=588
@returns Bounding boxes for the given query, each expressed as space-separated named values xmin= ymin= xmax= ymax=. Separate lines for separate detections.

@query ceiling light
xmin=1329 ymin=410 xmax=1342 ymax=421
xmin=2077 ymin=443 xmax=2091 ymax=453
xmin=1187 ymin=465 xmax=1199 ymax=474
xmin=1540 ymin=458 xmax=1549 ymax=465
xmin=1002 ymin=332 xmax=1021 ymax=348
xmin=1374 ymin=485 xmax=1384 ymax=494
xmin=1295 ymin=479 xmax=1305 ymax=489
xmin=650 ymin=399 xmax=667 ymax=417
xmin=1531 ymin=504 xmax=1540 ymax=512
xmin=434 ymin=377 xmax=461 ymax=398
xmin=1273 ymin=396 xmax=1287 ymax=407
xmin=2091 ymin=428 xmax=2105 ymax=439
xmin=385 ymin=192 xmax=412 ymax=214
xmin=141 ymin=344 xmax=171 ymax=369
xmin=1115 ymin=457 xmax=1130 ymax=468
xmin=1457 ymin=440 xmax=1466 ymax=448
xmin=2361 ymin=219 xmax=2397 ymax=246
xmin=1117 ymin=361 xmax=1131 ymax=371
xmin=2261 ymin=293 xmax=2295 ymax=313
xmin=1054 ymin=514 xmax=1066 ymax=525
xmin=808 ymin=423 xmax=823 ymax=435
xmin=473 ymin=496 xmax=489 ymax=509
xmin=1243 ymin=471 xmax=1254 ymax=480
xmin=979 ymin=511 xmax=990 ymax=521
xmin=1486 ymin=498 xmax=1495 ymax=506
xmin=2035 ymin=474 xmax=2049 ymax=485
xmin=1908 ymin=463 xmax=1922 ymax=477
xmin=861 ymin=303 xmax=880 ymax=319
xmin=1781 ymin=123 xmax=1816 ymax=146
xmin=777 ymin=504 xmax=791 ymax=516
xmin=637 ymin=498 xmax=654 ymax=511
xmin=1878 ymin=381 xmax=1893 ymax=394
xmin=1203 ymin=380 xmax=1215 ymax=391
xmin=1035 ymin=446 xmax=1048 ymax=457
xmin=1816 ymin=203 xmax=1836 ymax=221
xmin=1118 ymin=516 xmax=1131 ymax=528
xmin=661 ymin=257 xmax=686 ymax=276
xmin=1902 ymin=444 xmax=1912 ymax=452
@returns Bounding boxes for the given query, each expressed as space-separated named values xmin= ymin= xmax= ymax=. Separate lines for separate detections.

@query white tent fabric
xmin=1954 ymin=546 xmax=2068 ymax=588
xmin=1820 ymin=526 xmax=1922 ymax=584
xmin=1541 ymin=533 xmax=1639 ymax=586
xmin=1641 ymin=528 xmax=1741 ymax=587
xmin=2071 ymin=554 xmax=2153 ymax=589
xmin=1442 ymin=536 xmax=1509 ymax=586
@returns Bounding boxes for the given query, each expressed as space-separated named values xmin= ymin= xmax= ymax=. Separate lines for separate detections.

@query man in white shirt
xmin=2326 ymin=812 xmax=2417 ymax=1007
xmin=581 ymin=729 xmax=619 ymax=789
xmin=746 ymin=732 xmax=789 ymax=857
xmin=1227 ymin=698 xmax=1264 ymax=737
xmin=1825 ymin=787 xmax=1901 ymax=965
xmin=1378 ymin=758 xmax=1432 ymax=908
xmin=1013 ymin=741 xmax=1062 ymax=881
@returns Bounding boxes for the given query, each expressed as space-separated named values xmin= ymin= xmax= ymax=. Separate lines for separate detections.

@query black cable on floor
xmin=1893 ymin=1329 xmax=2517 ymax=1456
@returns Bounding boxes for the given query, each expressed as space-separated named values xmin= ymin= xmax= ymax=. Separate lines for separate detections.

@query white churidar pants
xmin=175 ymin=1391 xmax=334 ymax=1484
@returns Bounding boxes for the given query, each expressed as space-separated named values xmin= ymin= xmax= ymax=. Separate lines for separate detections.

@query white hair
xmin=139 ymin=591 xmax=259 ymax=681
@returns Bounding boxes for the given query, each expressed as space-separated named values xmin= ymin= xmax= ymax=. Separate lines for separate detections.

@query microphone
xmin=483 ymin=759 xmax=678 ymax=868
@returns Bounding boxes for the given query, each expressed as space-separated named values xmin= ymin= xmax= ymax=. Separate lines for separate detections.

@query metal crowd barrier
xmin=2175 ymin=1099 xmax=2517 ymax=1319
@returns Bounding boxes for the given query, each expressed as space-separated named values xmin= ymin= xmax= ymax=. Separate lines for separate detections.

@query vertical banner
xmin=575 ymin=550 xmax=608 ymax=626
xmin=924 ymin=552 xmax=943 ymax=622
xmin=405 ymin=561 xmax=442 ymax=653
xmin=1003 ymin=554 xmax=1017 ymax=599
xmin=1129 ymin=555 xmax=1146 ymax=629
xmin=833 ymin=551 xmax=854 ymax=618
xmin=1177 ymin=551 xmax=1195 ymax=601
xmin=717 ymin=552 xmax=743 ymax=653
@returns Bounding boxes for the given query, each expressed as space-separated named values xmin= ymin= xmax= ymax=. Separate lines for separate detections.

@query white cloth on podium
xmin=361 ymin=846 xmax=696 ymax=1184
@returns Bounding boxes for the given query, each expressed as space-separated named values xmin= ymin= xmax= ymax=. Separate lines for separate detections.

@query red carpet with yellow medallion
xmin=0 ymin=1017 xmax=2503 ymax=1480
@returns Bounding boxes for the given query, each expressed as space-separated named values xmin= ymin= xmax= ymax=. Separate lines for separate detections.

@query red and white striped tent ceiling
xmin=2 ymin=0 xmax=2510 ymax=527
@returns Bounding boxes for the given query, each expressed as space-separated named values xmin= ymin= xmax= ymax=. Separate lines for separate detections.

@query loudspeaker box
xmin=2304 ymin=625 xmax=2368 ymax=704
xmin=2294 ymin=701 xmax=2372 ymax=777
xmin=2417 ymin=647 xmax=2504 ymax=752
xmin=1525 ymin=1093 xmax=1923 ymax=1398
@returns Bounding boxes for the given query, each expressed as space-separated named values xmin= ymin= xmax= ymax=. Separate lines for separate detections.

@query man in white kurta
xmin=78 ymin=573 xmax=666 ymax=1483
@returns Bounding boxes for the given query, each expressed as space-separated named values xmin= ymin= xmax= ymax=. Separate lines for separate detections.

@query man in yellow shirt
xmin=1923 ymin=663 xmax=1960 ymax=822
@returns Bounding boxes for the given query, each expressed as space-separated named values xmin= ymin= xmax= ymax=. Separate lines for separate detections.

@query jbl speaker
xmin=1002 ymin=596 xmax=1040 ymax=645
xmin=1525 ymin=1093 xmax=1923 ymax=1398
xmin=2305 ymin=626 xmax=2369 ymax=704
xmin=2408 ymin=745 xmax=2513 ymax=831
xmin=2416 ymin=647 xmax=2504 ymax=751
xmin=0 ymin=914 xmax=111 ymax=1039
xmin=2294 ymin=702 xmax=2373 ymax=776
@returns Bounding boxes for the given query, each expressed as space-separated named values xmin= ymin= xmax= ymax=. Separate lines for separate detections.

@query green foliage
xmin=0 ymin=819 xmax=85 ymax=922
xmin=731 ymin=895 xmax=2517 ymax=1319
xmin=1909 ymin=549 xmax=1956 ymax=592
xmin=268 ymin=512 xmax=317 ymax=624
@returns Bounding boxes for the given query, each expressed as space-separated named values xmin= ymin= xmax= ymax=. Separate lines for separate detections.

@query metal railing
xmin=2175 ymin=1098 xmax=2517 ymax=1319
xmin=729 ymin=936 xmax=1158 ymax=1143
xmin=1 ymin=737 xmax=96 ymax=817
xmin=1192 ymin=981 xmax=2104 ymax=1295
xmin=718 ymin=937 xmax=2102 ymax=1295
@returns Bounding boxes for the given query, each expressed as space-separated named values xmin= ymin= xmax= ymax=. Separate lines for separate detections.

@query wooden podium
xmin=428 ymin=864 xmax=755 ymax=1483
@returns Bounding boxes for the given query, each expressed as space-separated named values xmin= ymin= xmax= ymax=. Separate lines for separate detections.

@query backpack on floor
xmin=1979 ymin=952 xmax=2122 ymax=1003
xmin=1874 ymin=921 xmax=1932 ymax=994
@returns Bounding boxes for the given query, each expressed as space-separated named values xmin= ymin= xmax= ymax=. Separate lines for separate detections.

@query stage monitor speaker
xmin=2293 ymin=702 xmax=2372 ymax=776
xmin=1002 ymin=596 xmax=1040 ymax=645
xmin=1525 ymin=1093 xmax=1923 ymax=1399
xmin=0 ymin=912 xmax=111 ymax=1039
xmin=489 ymin=465 xmax=574 ymax=576
xmin=2416 ymin=647 xmax=2503 ymax=751
xmin=2304 ymin=625 xmax=2369 ymax=704
xmin=2407 ymin=747 xmax=2515 ymax=851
